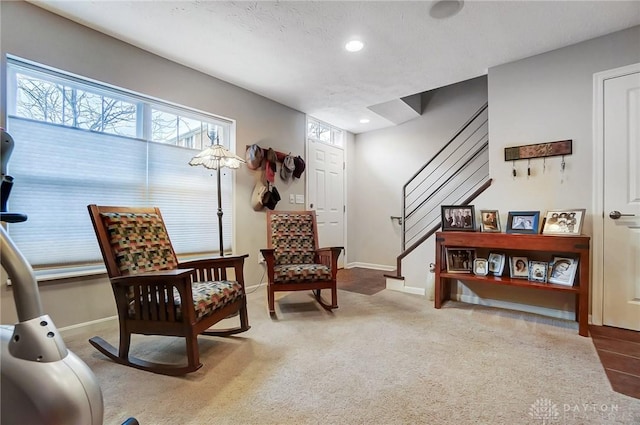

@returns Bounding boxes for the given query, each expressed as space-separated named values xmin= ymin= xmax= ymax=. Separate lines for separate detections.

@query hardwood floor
xmin=589 ymin=325 xmax=640 ymax=400
xmin=336 ymin=267 xmax=387 ymax=295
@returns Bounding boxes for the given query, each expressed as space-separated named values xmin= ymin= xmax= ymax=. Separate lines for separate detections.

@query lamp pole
xmin=189 ymin=130 xmax=244 ymax=259
xmin=216 ymin=164 xmax=224 ymax=257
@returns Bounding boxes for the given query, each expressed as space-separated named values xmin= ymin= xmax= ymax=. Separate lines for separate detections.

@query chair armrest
xmin=316 ymin=247 xmax=343 ymax=278
xmin=179 ymin=254 xmax=249 ymax=287
xmin=179 ymin=254 xmax=248 ymax=270
xmin=317 ymin=247 xmax=344 ymax=256
xmin=110 ymin=269 xmax=197 ymax=323
xmin=259 ymin=249 xmax=276 ymax=274
xmin=259 ymin=249 xmax=275 ymax=260
xmin=111 ymin=269 xmax=194 ymax=286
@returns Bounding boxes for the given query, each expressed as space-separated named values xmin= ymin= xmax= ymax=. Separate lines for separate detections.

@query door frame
xmin=305 ymin=118 xmax=348 ymax=266
xmin=591 ymin=62 xmax=640 ymax=326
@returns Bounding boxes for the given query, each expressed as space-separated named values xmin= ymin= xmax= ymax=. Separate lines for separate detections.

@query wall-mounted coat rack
xmin=504 ymin=139 xmax=572 ymax=161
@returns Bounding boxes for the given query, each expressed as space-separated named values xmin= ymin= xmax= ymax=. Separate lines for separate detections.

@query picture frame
xmin=487 ymin=252 xmax=506 ymax=276
xmin=473 ymin=258 xmax=489 ymax=276
xmin=445 ymin=248 xmax=475 ymax=273
xmin=548 ymin=256 xmax=579 ymax=286
xmin=506 ymin=211 xmax=540 ymax=234
xmin=528 ymin=261 xmax=548 ymax=282
xmin=509 ymin=256 xmax=529 ymax=279
xmin=541 ymin=209 xmax=586 ymax=236
xmin=441 ymin=205 xmax=476 ymax=231
xmin=480 ymin=210 xmax=501 ymax=233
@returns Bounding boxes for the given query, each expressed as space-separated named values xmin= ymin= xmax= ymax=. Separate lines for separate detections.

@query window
xmin=5 ymin=57 xmax=236 ymax=269
xmin=307 ymin=117 xmax=343 ymax=147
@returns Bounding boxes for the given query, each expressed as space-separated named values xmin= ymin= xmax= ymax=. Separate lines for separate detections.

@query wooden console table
xmin=434 ymin=231 xmax=590 ymax=336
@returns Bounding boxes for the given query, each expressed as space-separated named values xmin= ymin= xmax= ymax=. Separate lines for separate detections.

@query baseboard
xmin=59 ymin=315 xmax=117 ymax=337
xmin=345 ymin=262 xmax=395 ymax=271
xmin=386 ymin=276 xmax=426 ymax=296
xmin=455 ymin=293 xmax=575 ymax=321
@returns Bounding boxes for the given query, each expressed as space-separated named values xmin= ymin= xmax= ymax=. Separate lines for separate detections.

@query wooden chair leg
xmin=185 ymin=333 xmax=200 ymax=371
xmin=268 ymin=285 xmax=275 ymax=314
xmin=240 ymin=300 xmax=250 ymax=330
xmin=331 ymin=286 xmax=338 ymax=308
xmin=118 ymin=327 xmax=131 ymax=359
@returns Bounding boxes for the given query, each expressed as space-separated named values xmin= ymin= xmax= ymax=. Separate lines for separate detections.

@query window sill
xmin=7 ymin=264 xmax=107 ymax=286
xmin=5 ymin=252 xmax=224 ymax=286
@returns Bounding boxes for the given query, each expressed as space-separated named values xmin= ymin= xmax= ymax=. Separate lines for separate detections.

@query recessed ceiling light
xmin=429 ymin=0 xmax=464 ymax=19
xmin=345 ymin=39 xmax=364 ymax=52
xmin=359 ymin=118 xmax=370 ymax=124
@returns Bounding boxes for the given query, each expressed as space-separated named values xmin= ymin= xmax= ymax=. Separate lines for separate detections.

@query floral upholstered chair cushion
xmin=101 ymin=212 xmax=243 ymax=320
xmin=269 ymin=212 xmax=331 ymax=283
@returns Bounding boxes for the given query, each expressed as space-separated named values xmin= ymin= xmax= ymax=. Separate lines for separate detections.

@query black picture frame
xmin=445 ymin=248 xmax=475 ymax=273
xmin=441 ymin=205 xmax=476 ymax=232
xmin=506 ymin=211 xmax=540 ymax=234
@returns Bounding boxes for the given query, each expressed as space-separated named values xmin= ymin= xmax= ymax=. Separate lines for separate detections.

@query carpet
xmin=63 ymin=287 xmax=640 ymax=425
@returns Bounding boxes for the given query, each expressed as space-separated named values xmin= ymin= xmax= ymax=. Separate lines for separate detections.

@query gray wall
xmin=349 ymin=25 xmax=639 ymax=317
xmin=350 ymin=76 xmax=488 ymax=268
xmin=469 ymin=24 xmax=640 ymax=315
xmin=2 ymin=0 xmax=638 ymax=326
xmin=0 ymin=1 xmax=308 ymax=327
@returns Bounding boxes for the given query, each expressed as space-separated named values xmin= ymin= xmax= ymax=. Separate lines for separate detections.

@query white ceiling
xmin=30 ymin=1 xmax=640 ymax=134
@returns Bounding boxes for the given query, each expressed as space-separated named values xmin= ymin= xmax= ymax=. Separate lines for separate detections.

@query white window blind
xmin=5 ymin=58 xmax=235 ymax=268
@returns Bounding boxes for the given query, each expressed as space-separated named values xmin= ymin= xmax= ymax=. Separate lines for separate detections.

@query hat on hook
xmin=280 ymin=154 xmax=295 ymax=181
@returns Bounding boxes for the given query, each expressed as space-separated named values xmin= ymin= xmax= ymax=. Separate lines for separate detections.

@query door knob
xmin=609 ymin=210 xmax=636 ymax=219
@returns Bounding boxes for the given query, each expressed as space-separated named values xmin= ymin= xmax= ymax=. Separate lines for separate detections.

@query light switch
xmin=289 ymin=194 xmax=295 ymax=204
xmin=295 ymin=194 xmax=305 ymax=204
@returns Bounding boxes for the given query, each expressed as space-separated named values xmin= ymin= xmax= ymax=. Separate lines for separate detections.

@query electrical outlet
xmin=289 ymin=194 xmax=295 ymax=204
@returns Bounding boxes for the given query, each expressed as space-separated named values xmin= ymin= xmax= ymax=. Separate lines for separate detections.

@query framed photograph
xmin=441 ymin=205 xmax=476 ymax=231
xmin=445 ymin=248 xmax=475 ymax=273
xmin=509 ymin=256 xmax=529 ymax=279
xmin=548 ymin=256 xmax=579 ymax=286
xmin=487 ymin=252 xmax=506 ymax=276
xmin=473 ymin=258 xmax=489 ymax=276
xmin=506 ymin=211 xmax=540 ymax=234
xmin=480 ymin=210 xmax=501 ymax=232
xmin=528 ymin=261 xmax=548 ymax=282
xmin=541 ymin=209 xmax=586 ymax=236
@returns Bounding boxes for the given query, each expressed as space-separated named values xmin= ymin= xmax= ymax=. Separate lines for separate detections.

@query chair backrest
xmin=88 ymin=205 xmax=178 ymax=278
xmin=266 ymin=210 xmax=319 ymax=265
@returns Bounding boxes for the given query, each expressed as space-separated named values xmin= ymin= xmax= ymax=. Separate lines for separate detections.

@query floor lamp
xmin=189 ymin=138 xmax=245 ymax=257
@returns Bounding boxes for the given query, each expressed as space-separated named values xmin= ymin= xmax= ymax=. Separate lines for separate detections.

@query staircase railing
xmin=390 ymin=103 xmax=491 ymax=278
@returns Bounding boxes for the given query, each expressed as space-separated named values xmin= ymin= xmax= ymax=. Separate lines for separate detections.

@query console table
xmin=434 ymin=231 xmax=590 ymax=336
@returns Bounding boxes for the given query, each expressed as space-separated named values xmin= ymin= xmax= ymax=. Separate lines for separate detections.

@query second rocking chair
xmin=260 ymin=210 xmax=343 ymax=315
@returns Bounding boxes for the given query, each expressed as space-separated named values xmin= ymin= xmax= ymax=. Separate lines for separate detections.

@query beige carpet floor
xmin=63 ymin=286 xmax=640 ymax=425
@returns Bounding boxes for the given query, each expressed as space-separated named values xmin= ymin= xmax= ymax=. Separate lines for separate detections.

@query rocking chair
xmin=87 ymin=204 xmax=250 ymax=375
xmin=260 ymin=210 xmax=343 ymax=315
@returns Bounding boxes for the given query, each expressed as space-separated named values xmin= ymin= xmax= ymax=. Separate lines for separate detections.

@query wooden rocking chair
xmin=87 ymin=204 xmax=250 ymax=375
xmin=260 ymin=210 xmax=343 ymax=315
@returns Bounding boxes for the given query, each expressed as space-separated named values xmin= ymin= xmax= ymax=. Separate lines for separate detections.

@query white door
xmin=307 ymin=138 xmax=345 ymax=268
xmin=602 ymin=69 xmax=640 ymax=331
